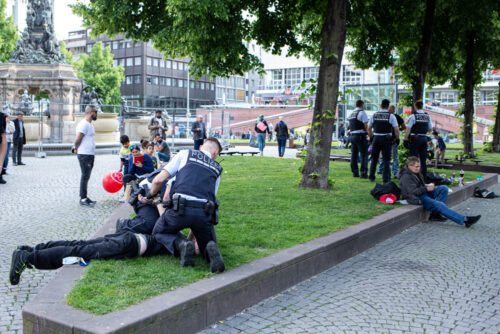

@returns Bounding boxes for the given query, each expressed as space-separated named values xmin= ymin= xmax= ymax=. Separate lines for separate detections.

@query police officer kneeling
xmin=149 ymin=137 xmax=225 ymax=273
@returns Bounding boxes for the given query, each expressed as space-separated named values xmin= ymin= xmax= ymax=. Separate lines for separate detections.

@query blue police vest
xmin=410 ymin=113 xmax=430 ymax=135
xmin=171 ymin=150 xmax=222 ymax=202
xmin=372 ymin=112 xmax=393 ymax=134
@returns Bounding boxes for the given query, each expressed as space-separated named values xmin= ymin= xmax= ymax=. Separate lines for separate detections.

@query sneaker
xmin=178 ymin=240 xmax=195 ymax=267
xmin=18 ymin=162 xmax=26 ymax=166
xmin=465 ymin=215 xmax=481 ymax=228
xmin=0 ymin=176 xmax=6 ymax=184
xmin=10 ymin=249 xmax=31 ymax=285
xmin=17 ymin=246 xmax=34 ymax=268
xmin=429 ymin=212 xmax=447 ymax=222
xmin=80 ymin=198 xmax=96 ymax=207
xmin=206 ymin=241 xmax=225 ymax=273
xmin=86 ymin=198 xmax=97 ymax=205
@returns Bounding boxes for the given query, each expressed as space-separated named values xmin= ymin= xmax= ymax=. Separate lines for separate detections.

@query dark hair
xmin=356 ymin=100 xmax=364 ymax=108
xmin=120 ymin=135 xmax=130 ymax=145
xmin=155 ymin=109 xmax=162 ymax=114
xmin=381 ymin=99 xmax=390 ymax=109
xmin=406 ymin=156 xmax=420 ymax=167
xmin=129 ymin=143 xmax=140 ymax=151
xmin=141 ymin=140 xmax=150 ymax=149
xmin=414 ymin=100 xmax=424 ymax=109
xmin=204 ymin=137 xmax=223 ymax=154
xmin=432 ymin=130 xmax=439 ymax=136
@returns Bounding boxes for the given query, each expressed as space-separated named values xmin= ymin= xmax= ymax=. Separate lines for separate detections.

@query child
xmin=145 ymin=143 xmax=158 ymax=169
xmin=119 ymin=135 xmax=130 ymax=174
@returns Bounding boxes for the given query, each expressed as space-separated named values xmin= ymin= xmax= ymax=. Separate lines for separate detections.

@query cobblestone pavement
xmin=0 ymin=155 xmax=120 ymax=333
xmin=201 ymin=183 xmax=500 ymax=334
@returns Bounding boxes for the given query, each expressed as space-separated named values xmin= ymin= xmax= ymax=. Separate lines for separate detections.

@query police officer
xmin=347 ymin=100 xmax=369 ymax=178
xmin=367 ymin=99 xmax=400 ymax=183
xmin=404 ymin=100 xmax=433 ymax=176
xmin=149 ymin=137 xmax=225 ymax=273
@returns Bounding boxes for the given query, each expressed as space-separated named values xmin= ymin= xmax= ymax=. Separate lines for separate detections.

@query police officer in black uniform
xmin=404 ymin=100 xmax=433 ymax=176
xmin=149 ymin=137 xmax=225 ymax=273
xmin=367 ymin=99 xmax=400 ymax=183
xmin=347 ymin=100 xmax=370 ymax=178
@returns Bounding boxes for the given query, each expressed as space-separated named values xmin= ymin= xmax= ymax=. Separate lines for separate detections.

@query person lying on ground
xmin=9 ymin=229 xmax=191 ymax=286
xmin=399 ymin=156 xmax=481 ymax=227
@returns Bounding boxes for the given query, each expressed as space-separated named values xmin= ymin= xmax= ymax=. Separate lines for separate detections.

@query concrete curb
xmin=23 ymin=174 xmax=498 ymax=334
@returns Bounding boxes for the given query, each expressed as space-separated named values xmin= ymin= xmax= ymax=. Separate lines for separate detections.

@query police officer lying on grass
xmin=149 ymin=137 xmax=225 ymax=273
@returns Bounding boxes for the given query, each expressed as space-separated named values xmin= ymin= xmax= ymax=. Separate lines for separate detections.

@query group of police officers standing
xmin=347 ymin=99 xmax=433 ymax=183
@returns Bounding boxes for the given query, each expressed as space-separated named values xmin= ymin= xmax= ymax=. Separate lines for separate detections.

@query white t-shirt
xmin=76 ymin=119 xmax=96 ymax=155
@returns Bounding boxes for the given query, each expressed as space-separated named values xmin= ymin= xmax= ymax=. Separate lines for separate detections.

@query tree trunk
xmin=492 ymin=81 xmax=500 ymax=152
xmin=463 ymin=32 xmax=475 ymax=157
xmin=300 ymin=0 xmax=346 ymax=189
xmin=412 ymin=0 xmax=436 ymax=111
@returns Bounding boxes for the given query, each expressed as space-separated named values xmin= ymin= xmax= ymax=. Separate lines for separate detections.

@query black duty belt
xmin=184 ymin=200 xmax=208 ymax=208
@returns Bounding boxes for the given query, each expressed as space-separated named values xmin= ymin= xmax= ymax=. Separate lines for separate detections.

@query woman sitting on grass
xmin=399 ymin=156 xmax=481 ymax=227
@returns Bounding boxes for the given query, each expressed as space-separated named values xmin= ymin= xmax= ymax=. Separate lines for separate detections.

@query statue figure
xmin=9 ymin=0 xmax=66 ymax=64
xmin=2 ymin=102 xmax=12 ymax=116
xmin=79 ymin=86 xmax=92 ymax=113
xmin=17 ymin=90 xmax=34 ymax=115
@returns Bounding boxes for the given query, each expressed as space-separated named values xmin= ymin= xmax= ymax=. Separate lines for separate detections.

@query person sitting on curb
xmin=9 ymin=229 xmax=191 ymax=286
xmin=122 ymin=144 xmax=155 ymax=200
xmin=399 ymin=156 xmax=481 ymax=227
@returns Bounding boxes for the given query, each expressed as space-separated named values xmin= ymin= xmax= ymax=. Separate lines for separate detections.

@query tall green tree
xmin=445 ymin=0 xmax=500 ymax=156
xmin=59 ymin=41 xmax=75 ymax=65
xmin=0 ymin=0 xmax=17 ymax=62
xmin=72 ymin=0 xmax=347 ymax=189
xmin=73 ymin=42 xmax=124 ymax=106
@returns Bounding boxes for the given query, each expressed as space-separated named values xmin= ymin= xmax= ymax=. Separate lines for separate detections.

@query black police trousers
xmin=119 ymin=203 xmax=160 ymax=234
xmin=31 ymin=232 xmax=139 ymax=270
xmin=350 ymin=134 xmax=368 ymax=177
xmin=409 ymin=135 xmax=428 ymax=176
xmin=153 ymin=207 xmax=215 ymax=262
xmin=369 ymin=135 xmax=393 ymax=183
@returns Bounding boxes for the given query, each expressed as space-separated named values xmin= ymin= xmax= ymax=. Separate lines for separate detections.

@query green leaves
xmin=73 ymin=42 xmax=125 ymax=106
xmin=0 ymin=0 xmax=17 ymax=62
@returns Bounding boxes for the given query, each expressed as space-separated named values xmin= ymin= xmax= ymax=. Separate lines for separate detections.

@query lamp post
xmin=186 ymin=63 xmax=190 ymax=139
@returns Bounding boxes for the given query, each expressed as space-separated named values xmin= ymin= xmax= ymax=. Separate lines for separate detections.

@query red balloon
xmin=102 ymin=171 xmax=123 ymax=193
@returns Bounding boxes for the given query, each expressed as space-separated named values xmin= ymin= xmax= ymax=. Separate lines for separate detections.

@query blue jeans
xmin=277 ymin=137 xmax=287 ymax=157
xmin=2 ymin=142 xmax=11 ymax=171
xmin=257 ymin=133 xmax=266 ymax=153
xmin=419 ymin=185 xmax=465 ymax=225
xmin=156 ymin=152 xmax=170 ymax=162
xmin=378 ymin=142 xmax=399 ymax=176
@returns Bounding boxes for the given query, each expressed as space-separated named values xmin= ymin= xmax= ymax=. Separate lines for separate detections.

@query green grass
xmin=67 ymin=157 xmax=396 ymax=314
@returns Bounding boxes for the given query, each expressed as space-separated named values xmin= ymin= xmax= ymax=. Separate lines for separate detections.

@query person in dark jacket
xmin=12 ymin=112 xmax=27 ymax=166
xmin=399 ymin=156 xmax=481 ymax=227
xmin=123 ymin=144 xmax=155 ymax=185
xmin=255 ymin=114 xmax=270 ymax=156
xmin=274 ymin=116 xmax=289 ymax=157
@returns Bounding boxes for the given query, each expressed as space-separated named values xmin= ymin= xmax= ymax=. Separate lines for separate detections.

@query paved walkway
xmin=201 ymin=183 xmax=500 ymax=334
xmin=0 ymin=155 xmax=120 ymax=333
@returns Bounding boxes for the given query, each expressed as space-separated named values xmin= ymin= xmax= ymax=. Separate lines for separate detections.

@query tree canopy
xmin=0 ymin=0 xmax=17 ymax=62
xmin=73 ymin=42 xmax=124 ymax=106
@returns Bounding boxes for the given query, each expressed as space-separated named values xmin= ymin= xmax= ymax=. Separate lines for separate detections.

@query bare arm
xmin=149 ymin=169 xmax=171 ymax=199
xmin=394 ymin=127 xmax=400 ymax=140
xmin=73 ymin=132 xmax=84 ymax=152
xmin=367 ymin=127 xmax=373 ymax=140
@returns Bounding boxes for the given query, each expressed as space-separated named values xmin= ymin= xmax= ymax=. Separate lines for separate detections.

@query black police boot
xmin=465 ymin=215 xmax=481 ymax=228
xmin=115 ymin=218 xmax=128 ymax=232
xmin=429 ymin=212 xmax=447 ymax=222
xmin=0 ymin=175 xmax=6 ymax=184
xmin=10 ymin=249 xmax=31 ymax=285
xmin=206 ymin=241 xmax=225 ymax=273
xmin=178 ymin=240 xmax=195 ymax=267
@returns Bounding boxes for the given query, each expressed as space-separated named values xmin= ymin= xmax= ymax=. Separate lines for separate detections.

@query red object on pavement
xmin=102 ymin=171 xmax=123 ymax=193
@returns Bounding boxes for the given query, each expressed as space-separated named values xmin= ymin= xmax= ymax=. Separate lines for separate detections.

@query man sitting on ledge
xmin=399 ymin=156 xmax=481 ymax=227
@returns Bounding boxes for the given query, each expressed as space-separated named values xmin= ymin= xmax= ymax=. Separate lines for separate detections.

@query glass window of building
xmin=113 ymin=59 xmax=118 ymax=67
xmin=126 ymin=58 xmax=133 ymax=67
xmin=166 ymin=78 xmax=172 ymax=86
xmin=160 ymin=59 xmax=165 ymax=68
xmin=86 ymin=44 xmax=93 ymax=52
xmin=147 ymin=57 xmax=153 ymax=66
xmin=126 ymin=76 xmax=132 ymax=85
xmin=285 ymin=68 xmax=302 ymax=88
xmin=190 ymin=80 xmax=195 ymax=89
xmin=118 ymin=41 xmax=124 ymax=49
xmin=134 ymin=57 xmax=141 ymax=66
xmin=304 ymin=67 xmax=319 ymax=81
xmin=133 ymin=75 xmax=141 ymax=84
xmin=112 ymin=41 xmax=118 ymax=50
xmin=178 ymin=79 xmax=184 ymax=88
xmin=211 ymin=83 xmax=215 ymax=91
xmin=200 ymin=82 xmax=205 ymax=90
xmin=167 ymin=60 xmax=172 ymax=68
xmin=342 ymin=65 xmax=362 ymax=85
xmin=172 ymin=78 xmax=178 ymax=86
xmin=153 ymin=58 xmax=159 ymax=67
xmin=173 ymin=61 xmax=178 ymax=70
xmin=126 ymin=41 xmax=132 ymax=48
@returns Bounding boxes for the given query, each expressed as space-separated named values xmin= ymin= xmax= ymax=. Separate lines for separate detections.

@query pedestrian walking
xmin=255 ymin=114 xmax=270 ymax=156
xmin=404 ymin=100 xmax=433 ymax=176
xmin=191 ymin=115 xmax=207 ymax=150
xmin=367 ymin=99 xmax=400 ymax=183
xmin=274 ymin=116 xmax=289 ymax=158
xmin=12 ymin=112 xmax=27 ymax=166
xmin=72 ymin=105 xmax=98 ymax=207
xmin=148 ymin=110 xmax=168 ymax=141
xmin=347 ymin=100 xmax=369 ymax=178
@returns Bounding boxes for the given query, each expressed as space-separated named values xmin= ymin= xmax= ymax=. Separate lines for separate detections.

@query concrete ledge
xmin=23 ymin=174 xmax=498 ymax=334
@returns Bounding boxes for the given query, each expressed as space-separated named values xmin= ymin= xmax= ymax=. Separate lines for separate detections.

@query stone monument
xmin=0 ymin=0 xmax=82 ymax=143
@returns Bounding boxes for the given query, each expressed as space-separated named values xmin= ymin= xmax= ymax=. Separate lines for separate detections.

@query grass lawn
xmin=67 ymin=157 xmax=482 ymax=314
xmin=67 ymin=157 xmax=396 ymax=314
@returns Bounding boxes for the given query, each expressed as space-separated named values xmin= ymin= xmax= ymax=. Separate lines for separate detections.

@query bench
xmin=220 ymin=151 xmax=259 ymax=156
xmin=472 ymin=160 xmax=484 ymax=166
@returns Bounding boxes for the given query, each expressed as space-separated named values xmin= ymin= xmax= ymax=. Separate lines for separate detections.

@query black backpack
xmin=370 ymin=181 xmax=401 ymax=200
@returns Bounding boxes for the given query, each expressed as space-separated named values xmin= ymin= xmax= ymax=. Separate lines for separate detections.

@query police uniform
xmin=407 ymin=110 xmax=433 ymax=175
xmin=152 ymin=149 xmax=222 ymax=262
xmin=347 ymin=108 xmax=369 ymax=178
xmin=368 ymin=110 xmax=399 ymax=183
